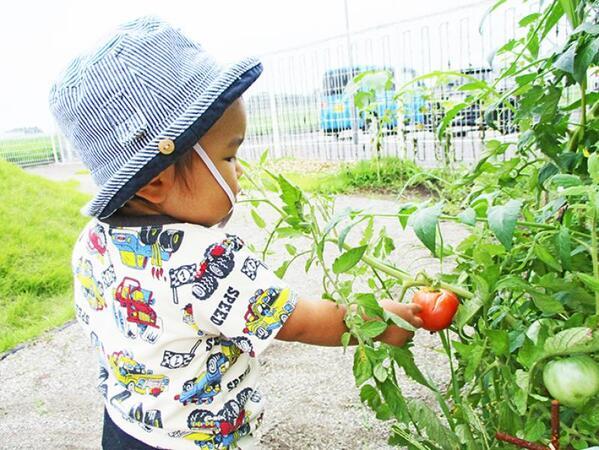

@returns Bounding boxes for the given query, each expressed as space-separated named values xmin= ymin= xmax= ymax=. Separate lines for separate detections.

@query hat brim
xmin=83 ymin=57 xmax=263 ymax=219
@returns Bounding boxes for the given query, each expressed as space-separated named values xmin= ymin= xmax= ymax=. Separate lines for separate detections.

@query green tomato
xmin=543 ymin=355 xmax=599 ymax=407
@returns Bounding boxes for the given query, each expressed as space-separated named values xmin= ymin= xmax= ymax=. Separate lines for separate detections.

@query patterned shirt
xmin=72 ymin=213 xmax=297 ymax=449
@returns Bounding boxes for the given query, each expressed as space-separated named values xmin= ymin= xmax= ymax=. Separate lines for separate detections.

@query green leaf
xmin=338 ymin=219 xmax=360 ymax=251
xmin=553 ymin=42 xmax=576 ymax=74
xmin=559 ymin=0 xmax=578 ymax=28
xmin=488 ymin=329 xmax=510 ymax=356
xmin=406 ymin=399 xmax=460 ymax=450
xmin=543 ymin=327 xmax=599 ymax=356
xmin=353 ymin=346 xmax=372 ymax=387
xmin=538 ymin=163 xmax=559 ymax=189
xmin=332 ymin=245 xmax=367 ymax=274
xmin=589 ymin=153 xmax=599 ymax=184
xmin=383 ymin=310 xmax=416 ymax=332
xmin=360 ymin=320 xmax=388 ymax=339
xmin=380 ymin=379 xmax=409 ymax=422
xmin=513 ymin=369 xmax=530 ymax=415
xmin=373 ymin=363 xmax=388 ymax=382
xmin=519 ymin=12 xmax=541 ymax=26
xmin=556 ymin=228 xmax=572 ymax=271
xmin=354 ymin=293 xmax=384 ymax=318
xmin=574 ymin=36 xmax=599 ymax=83
xmin=259 ymin=148 xmax=269 ymax=166
xmin=409 ymin=203 xmax=443 ymax=255
xmin=487 ymin=200 xmax=522 ymax=250
xmin=577 ymin=272 xmax=599 ymax=292
xmin=390 ymin=346 xmax=433 ymax=389
xmin=341 ymin=332 xmax=351 ymax=349
xmin=284 ymin=244 xmax=297 ymax=256
xmin=454 ymin=296 xmax=484 ymax=328
xmin=397 ymin=203 xmax=417 ymax=229
xmin=529 ymin=291 xmax=565 ymax=314
xmin=274 ymin=261 xmax=289 ymax=279
xmin=534 ymin=244 xmax=562 ymax=271
xmin=250 ymin=209 xmax=266 ymax=229
xmin=550 ymin=174 xmax=583 ymax=188
xmin=458 ymin=208 xmax=477 ymax=226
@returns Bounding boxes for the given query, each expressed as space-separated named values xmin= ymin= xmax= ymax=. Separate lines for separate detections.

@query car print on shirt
xmin=111 ymin=277 xmax=163 ymax=344
xmin=108 ymin=225 xmax=183 ymax=279
xmin=242 ymin=287 xmax=296 ymax=339
xmin=75 ymin=257 xmax=107 ymax=311
xmin=171 ymin=388 xmax=260 ymax=449
xmin=168 ymin=234 xmax=244 ymax=303
xmin=87 ymin=223 xmax=107 ymax=258
xmin=174 ymin=341 xmax=242 ymax=406
xmin=108 ymin=351 xmax=169 ymax=397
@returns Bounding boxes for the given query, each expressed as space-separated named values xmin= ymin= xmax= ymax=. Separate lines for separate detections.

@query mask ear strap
xmin=193 ymin=143 xmax=236 ymax=207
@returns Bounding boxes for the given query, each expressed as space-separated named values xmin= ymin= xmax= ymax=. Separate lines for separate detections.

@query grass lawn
xmin=0 ymin=160 xmax=90 ymax=353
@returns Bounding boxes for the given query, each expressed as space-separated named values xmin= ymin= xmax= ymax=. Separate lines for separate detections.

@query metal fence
xmin=3 ymin=1 xmax=576 ymax=169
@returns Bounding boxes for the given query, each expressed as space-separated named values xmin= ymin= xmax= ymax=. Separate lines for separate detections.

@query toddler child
xmin=49 ymin=16 xmax=423 ymax=450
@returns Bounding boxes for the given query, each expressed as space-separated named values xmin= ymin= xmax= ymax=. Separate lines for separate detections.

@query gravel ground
xmin=1 ymin=164 xmax=468 ymax=449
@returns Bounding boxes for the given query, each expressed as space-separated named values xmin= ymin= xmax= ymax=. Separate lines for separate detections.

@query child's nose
xmin=235 ymin=161 xmax=244 ymax=178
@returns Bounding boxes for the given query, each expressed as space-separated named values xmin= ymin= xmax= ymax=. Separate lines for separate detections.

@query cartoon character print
xmin=110 ymin=276 xmax=163 ymax=343
xmin=109 ymin=225 xmax=184 ymax=279
xmin=75 ymin=257 xmax=107 ymax=311
xmin=174 ymin=340 xmax=242 ymax=406
xmin=169 ymin=388 xmax=261 ymax=449
xmin=168 ymin=234 xmax=244 ymax=304
xmin=243 ymin=287 xmax=296 ymax=340
xmin=108 ymin=350 xmax=169 ymax=397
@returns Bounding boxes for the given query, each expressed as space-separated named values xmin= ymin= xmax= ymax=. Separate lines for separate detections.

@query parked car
xmin=424 ymin=66 xmax=518 ymax=135
xmin=319 ymin=65 xmax=426 ymax=136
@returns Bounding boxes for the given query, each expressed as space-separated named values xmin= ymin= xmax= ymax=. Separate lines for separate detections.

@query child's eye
xmin=225 ymin=156 xmax=237 ymax=163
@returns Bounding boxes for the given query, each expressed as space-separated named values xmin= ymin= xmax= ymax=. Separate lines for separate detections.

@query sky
xmin=0 ymin=0 xmax=486 ymax=134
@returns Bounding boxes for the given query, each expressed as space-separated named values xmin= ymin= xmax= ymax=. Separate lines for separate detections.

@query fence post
xmin=268 ymin=89 xmax=282 ymax=159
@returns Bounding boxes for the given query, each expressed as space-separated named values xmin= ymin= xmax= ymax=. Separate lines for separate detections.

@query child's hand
xmin=375 ymin=300 xmax=423 ymax=347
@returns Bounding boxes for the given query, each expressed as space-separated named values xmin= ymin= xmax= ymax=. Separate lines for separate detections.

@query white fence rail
xmin=3 ymin=1 xmax=575 ymax=169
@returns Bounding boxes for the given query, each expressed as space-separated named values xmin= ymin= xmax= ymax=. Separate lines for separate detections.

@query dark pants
xmin=102 ymin=408 xmax=158 ymax=450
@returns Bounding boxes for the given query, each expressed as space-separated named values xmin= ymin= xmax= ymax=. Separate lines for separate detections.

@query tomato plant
xmin=411 ymin=289 xmax=459 ymax=332
xmin=242 ymin=0 xmax=599 ymax=448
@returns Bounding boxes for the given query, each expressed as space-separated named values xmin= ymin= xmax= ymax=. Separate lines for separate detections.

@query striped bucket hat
xmin=48 ymin=16 xmax=262 ymax=219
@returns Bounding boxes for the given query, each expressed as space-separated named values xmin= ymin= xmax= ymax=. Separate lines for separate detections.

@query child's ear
xmin=135 ymin=165 xmax=176 ymax=204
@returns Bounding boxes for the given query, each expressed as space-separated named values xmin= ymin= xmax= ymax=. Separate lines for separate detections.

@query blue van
xmin=319 ymin=65 xmax=425 ymax=135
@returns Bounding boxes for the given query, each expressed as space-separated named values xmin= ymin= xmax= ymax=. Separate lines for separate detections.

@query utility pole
xmin=343 ymin=0 xmax=360 ymax=155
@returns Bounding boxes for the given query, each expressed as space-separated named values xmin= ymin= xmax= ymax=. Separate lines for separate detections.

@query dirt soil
xmin=1 ymin=164 xmax=469 ymax=449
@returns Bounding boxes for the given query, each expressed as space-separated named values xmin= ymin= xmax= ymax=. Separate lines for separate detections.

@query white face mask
xmin=193 ymin=143 xmax=236 ymax=228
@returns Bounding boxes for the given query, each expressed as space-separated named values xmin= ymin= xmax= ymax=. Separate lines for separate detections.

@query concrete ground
xmin=1 ymin=164 xmax=467 ymax=449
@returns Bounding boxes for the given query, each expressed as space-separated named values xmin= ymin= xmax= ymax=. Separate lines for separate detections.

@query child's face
xmin=128 ymin=98 xmax=247 ymax=227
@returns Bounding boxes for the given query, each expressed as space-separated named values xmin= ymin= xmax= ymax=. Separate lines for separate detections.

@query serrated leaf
xmin=487 ymin=200 xmax=522 ymax=250
xmin=380 ymin=379 xmax=409 ymax=422
xmin=409 ymin=203 xmax=443 ymax=255
xmin=341 ymin=332 xmax=351 ymax=349
xmin=360 ymin=320 xmax=388 ymax=338
xmin=550 ymin=174 xmax=583 ymax=188
xmin=353 ymin=346 xmax=372 ymax=387
xmin=355 ymin=293 xmax=384 ymax=318
xmin=373 ymin=363 xmax=388 ymax=382
xmin=332 ymin=245 xmax=367 ymax=274
xmin=383 ymin=310 xmax=416 ymax=332
xmin=391 ymin=346 xmax=433 ymax=389
xmin=406 ymin=399 xmax=460 ymax=450
xmin=553 ymin=42 xmax=576 ymax=74
xmin=543 ymin=327 xmax=599 ymax=357
xmin=488 ymin=329 xmax=510 ymax=356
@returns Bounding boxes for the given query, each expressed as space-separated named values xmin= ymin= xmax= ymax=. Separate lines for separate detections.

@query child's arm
xmin=276 ymin=298 xmax=423 ymax=347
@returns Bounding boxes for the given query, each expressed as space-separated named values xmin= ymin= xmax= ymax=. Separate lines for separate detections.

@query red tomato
xmin=411 ymin=289 xmax=459 ymax=332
